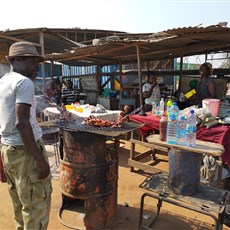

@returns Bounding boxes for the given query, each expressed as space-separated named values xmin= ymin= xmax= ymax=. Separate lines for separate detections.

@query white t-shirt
xmin=142 ymin=82 xmax=161 ymax=105
xmin=0 ymin=71 xmax=42 ymax=146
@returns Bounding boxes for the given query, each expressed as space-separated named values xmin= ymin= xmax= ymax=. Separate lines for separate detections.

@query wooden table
xmin=129 ymin=133 xmax=224 ymax=186
xmin=43 ymin=107 xmax=121 ymax=121
xmin=129 ymin=113 xmax=230 ymax=168
xmin=146 ymin=134 xmax=224 ymax=157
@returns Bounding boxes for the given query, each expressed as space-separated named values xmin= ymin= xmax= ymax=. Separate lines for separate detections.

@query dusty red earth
xmin=1 ymin=138 xmax=230 ymax=230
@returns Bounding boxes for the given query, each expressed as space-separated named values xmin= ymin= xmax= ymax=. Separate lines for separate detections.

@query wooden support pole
xmin=177 ymin=56 xmax=183 ymax=94
xmin=110 ymin=74 xmax=115 ymax=90
xmin=119 ymin=61 xmax=123 ymax=90
xmin=136 ymin=45 xmax=146 ymax=115
xmin=51 ymin=61 xmax=54 ymax=80
xmin=96 ymin=65 xmax=102 ymax=94
xmin=39 ymin=31 xmax=46 ymax=93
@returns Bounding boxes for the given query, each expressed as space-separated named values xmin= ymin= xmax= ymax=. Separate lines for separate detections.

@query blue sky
xmin=1 ymin=0 xmax=230 ymax=33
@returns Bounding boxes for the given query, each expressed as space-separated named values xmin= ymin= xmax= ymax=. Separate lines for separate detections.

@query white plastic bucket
xmin=202 ymin=99 xmax=220 ymax=117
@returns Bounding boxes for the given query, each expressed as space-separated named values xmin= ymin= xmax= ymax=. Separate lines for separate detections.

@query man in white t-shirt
xmin=0 ymin=42 xmax=52 ymax=230
xmin=142 ymin=73 xmax=161 ymax=111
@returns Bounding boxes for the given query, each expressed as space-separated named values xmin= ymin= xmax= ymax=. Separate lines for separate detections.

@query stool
xmin=139 ymin=173 xmax=229 ymax=230
xmin=42 ymin=127 xmax=60 ymax=167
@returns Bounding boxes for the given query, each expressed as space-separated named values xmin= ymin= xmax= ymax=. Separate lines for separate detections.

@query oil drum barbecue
xmin=43 ymin=108 xmax=142 ymax=229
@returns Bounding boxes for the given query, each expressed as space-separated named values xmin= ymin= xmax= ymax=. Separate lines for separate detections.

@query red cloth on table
xmin=130 ymin=113 xmax=230 ymax=168
xmin=197 ymin=125 xmax=230 ymax=168
xmin=130 ymin=113 xmax=160 ymax=136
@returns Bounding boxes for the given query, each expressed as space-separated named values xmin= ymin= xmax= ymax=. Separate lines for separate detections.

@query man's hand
xmin=36 ymin=158 xmax=50 ymax=179
xmin=151 ymin=82 xmax=157 ymax=88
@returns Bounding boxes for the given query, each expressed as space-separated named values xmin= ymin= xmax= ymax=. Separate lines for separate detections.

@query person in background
xmin=0 ymin=41 xmax=52 ymax=230
xmin=142 ymin=72 xmax=161 ymax=112
xmin=190 ymin=62 xmax=217 ymax=107
xmin=44 ymin=77 xmax=62 ymax=105
xmin=177 ymin=79 xmax=199 ymax=110
xmin=61 ymin=79 xmax=78 ymax=105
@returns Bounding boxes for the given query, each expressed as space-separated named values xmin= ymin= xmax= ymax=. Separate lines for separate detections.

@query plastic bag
xmin=91 ymin=104 xmax=107 ymax=113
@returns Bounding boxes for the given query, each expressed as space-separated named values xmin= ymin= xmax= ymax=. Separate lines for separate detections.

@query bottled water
xmin=152 ymin=102 xmax=157 ymax=114
xmin=166 ymin=102 xmax=180 ymax=144
xmin=186 ymin=109 xmax=197 ymax=148
xmin=159 ymin=98 xmax=165 ymax=115
xmin=155 ymin=103 xmax=161 ymax=116
xmin=177 ymin=115 xmax=187 ymax=146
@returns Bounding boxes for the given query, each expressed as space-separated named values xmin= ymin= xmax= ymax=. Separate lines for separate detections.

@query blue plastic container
xmin=168 ymin=148 xmax=202 ymax=195
xmin=109 ymin=92 xmax=118 ymax=98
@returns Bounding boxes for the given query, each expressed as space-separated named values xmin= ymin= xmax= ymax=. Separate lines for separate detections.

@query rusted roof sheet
xmin=45 ymin=24 xmax=230 ymax=66
xmin=0 ymin=28 xmax=80 ymax=57
xmin=0 ymin=27 xmax=126 ymax=58
xmin=1 ymin=25 xmax=230 ymax=67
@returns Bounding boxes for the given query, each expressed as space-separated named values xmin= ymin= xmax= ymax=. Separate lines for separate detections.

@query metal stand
xmin=139 ymin=173 xmax=229 ymax=230
xmin=42 ymin=127 xmax=60 ymax=167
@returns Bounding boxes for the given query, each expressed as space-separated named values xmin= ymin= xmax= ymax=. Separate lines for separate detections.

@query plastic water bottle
xmin=186 ymin=109 xmax=197 ymax=148
xmin=166 ymin=102 xmax=180 ymax=144
xmin=152 ymin=102 xmax=157 ymax=114
xmin=159 ymin=98 xmax=165 ymax=115
xmin=155 ymin=103 xmax=161 ymax=116
xmin=177 ymin=115 xmax=187 ymax=146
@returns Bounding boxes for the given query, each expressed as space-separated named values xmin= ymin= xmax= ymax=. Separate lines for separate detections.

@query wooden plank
xmin=146 ymin=134 xmax=224 ymax=157
xmin=129 ymin=133 xmax=135 ymax=172
xmin=39 ymin=120 xmax=57 ymax=127
xmin=133 ymin=151 xmax=152 ymax=161
xmin=128 ymin=159 xmax=165 ymax=174
xmin=130 ymin=138 xmax=169 ymax=152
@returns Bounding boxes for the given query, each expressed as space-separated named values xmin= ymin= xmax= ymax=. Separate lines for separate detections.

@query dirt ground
xmin=1 ymin=138 xmax=230 ymax=230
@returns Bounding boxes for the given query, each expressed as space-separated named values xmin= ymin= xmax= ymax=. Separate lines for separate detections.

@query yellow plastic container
xmin=185 ymin=89 xmax=196 ymax=99
xmin=65 ymin=105 xmax=75 ymax=110
xmin=75 ymin=107 xmax=84 ymax=113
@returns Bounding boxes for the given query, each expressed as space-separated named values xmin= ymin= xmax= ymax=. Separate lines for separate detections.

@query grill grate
xmin=49 ymin=118 xmax=143 ymax=137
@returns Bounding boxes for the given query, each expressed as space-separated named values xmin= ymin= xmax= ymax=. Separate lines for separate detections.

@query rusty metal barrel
xmin=60 ymin=130 xmax=119 ymax=229
xmin=168 ymin=148 xmax=203 ymax=195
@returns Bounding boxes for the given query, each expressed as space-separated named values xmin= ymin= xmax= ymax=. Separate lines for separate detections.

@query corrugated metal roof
xmin=45 ymin=24 xmax=230 ymax=66
xmin=0 ymin=27 xmax=127 ymax=58
xmin=162 ymin=22 xmax=229 ymax=35
xmin=1 ymin=24 xmax=230 ymax=67
xmin=0 ymin=28 xmax=80 ymax=57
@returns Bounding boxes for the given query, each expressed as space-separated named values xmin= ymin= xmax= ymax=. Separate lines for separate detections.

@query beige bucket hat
xmin=6 ymin=41 xmax=44 ymax=62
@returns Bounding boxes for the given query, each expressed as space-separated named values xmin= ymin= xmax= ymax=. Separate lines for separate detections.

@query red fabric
xmin=130 ymin=113 xmax=230 ymax=168
xmin=197 ymin=125 xmax=230 ymax=168
xmin=130 ymin=113 xmax=160 ymax=136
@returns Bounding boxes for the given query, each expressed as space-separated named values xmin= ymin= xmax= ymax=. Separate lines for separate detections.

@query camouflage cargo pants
xmin=1 ymin=139 xmax=52 ymax=230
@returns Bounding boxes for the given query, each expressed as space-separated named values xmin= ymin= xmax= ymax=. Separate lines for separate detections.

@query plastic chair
xmin=42 ymin=127 xmax=60 ymax=167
